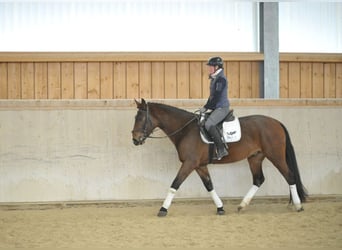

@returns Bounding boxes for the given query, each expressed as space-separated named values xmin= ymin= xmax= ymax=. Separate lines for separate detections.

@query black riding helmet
xmin=206 ymin=56 xmax=224 ymax=68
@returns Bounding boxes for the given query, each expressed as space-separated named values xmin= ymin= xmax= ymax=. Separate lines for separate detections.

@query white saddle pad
xmin=222 ymin=116 xmax=241 ymax=142
xmin=200 ymin=116 xmax=241 ymax=144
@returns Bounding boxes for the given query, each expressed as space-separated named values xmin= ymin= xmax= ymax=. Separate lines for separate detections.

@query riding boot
xmin=208 ymin=126 xmax=228 ymax=160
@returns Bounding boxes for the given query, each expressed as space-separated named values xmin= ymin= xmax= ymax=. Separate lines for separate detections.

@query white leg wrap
xmin=240 ymin=185 xmax=259 ymax=208
xmin=162 ymin=188 xmax=177 ymax=209
xmin=290 ymin=184 xmax=302 ymax=210
xmin=209 ymin=189 xmax=223 ymax=208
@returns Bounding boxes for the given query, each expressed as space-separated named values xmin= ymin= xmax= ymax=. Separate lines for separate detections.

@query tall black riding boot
xmin=208 ymin=126 xmax=228 ymax=160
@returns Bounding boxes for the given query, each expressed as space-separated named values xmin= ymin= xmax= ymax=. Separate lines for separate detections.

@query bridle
xmin=134 ymin=103 xmax=197 ymax=140
xmin=141 ymin=103 xmax=153 ymax=139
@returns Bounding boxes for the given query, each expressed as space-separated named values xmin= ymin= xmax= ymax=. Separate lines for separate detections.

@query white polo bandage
xmin=290 ymin=184 xmax=302 ymax=209
xmin=162 ymin=188 xmax=177 ymax=209
xmin=209 ymin=189 xmax=223 ymax=208
xmin=240 ymin=185 xmax=259 ymax=208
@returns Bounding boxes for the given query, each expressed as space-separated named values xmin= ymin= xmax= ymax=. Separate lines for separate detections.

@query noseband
xmin=131 ymin=103 xmax=153 ymax=144
xmin=141 ymin=103 xmax=153 ymax=139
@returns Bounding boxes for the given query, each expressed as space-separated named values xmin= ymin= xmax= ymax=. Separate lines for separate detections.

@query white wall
xmin=0 ymin=1 xmax=258 ymax=51
xmin=0 ymin=100 xmax=341 ymax=203
xmin=1 ymin=1 xmax=341 ymax=52
xmin=279 ymin=2 xmax=342 ymax=53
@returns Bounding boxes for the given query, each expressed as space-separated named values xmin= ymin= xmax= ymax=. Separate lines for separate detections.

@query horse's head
xmin=132 ymin=98 xmax=155 ymax=145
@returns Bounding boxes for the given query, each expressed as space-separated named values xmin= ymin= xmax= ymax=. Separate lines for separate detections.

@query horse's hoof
xmin=157 ymin=207 xmax=168 ymax=217
xmin=297 ymin=207 xmax=304 ymax=212
xmin=216 ymin=207 xmax=225 ymax=215
xmin=237 ymin=206 xmax=243 ymax=212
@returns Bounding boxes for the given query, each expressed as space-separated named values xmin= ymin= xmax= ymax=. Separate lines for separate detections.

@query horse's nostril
xmin=133 ymin=138 xmax=144 ymax=145
xmin=132 ymin=139 xmax=139 ymax=145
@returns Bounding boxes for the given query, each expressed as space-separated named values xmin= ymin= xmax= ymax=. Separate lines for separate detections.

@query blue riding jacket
xmin=204 ymin=69 xmax=229 ymax=110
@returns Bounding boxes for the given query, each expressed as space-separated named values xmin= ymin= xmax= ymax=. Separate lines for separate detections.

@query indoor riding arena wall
xmin=1 ymin=52 xmax=341 ymax=100
xmin=0 ymin=99 xmax=341 ymax=203
xmin=0 ymin=52 xmax=341 ymax=203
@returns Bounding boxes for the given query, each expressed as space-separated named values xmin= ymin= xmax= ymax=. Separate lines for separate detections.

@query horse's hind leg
xmin=268 ymin=156 xmax=304 ymax=211
xmin=238 ymin=152 xmax=265 ymax=212
xmin=196 ymin=166 xmax=225 ymax=215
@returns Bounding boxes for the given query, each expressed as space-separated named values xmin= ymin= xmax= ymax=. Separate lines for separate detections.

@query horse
xmin=131 ymin=98 xmax=307 ymax=217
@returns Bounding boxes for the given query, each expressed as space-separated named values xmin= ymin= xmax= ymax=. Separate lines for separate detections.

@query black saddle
xmin=223 ymin=109 xmax=235 ymax=122
xmin=199 ymin=109 xmax=235 ymax=138
xmin=199 ymin=110 xmax=235 ymax=162
xmin=200 ymin=109 xmax=234 ymax=128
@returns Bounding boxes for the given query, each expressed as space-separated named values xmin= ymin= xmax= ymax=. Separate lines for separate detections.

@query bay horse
xmin=132 ymin=98 xmax=307 ymax=217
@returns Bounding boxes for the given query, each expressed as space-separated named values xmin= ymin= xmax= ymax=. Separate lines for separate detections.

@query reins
xmin=148 ymin=116 xmax=197 ymax=139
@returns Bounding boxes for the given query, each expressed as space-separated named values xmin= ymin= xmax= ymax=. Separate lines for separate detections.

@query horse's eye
xmin=138 ymin=115 xmax=143 ymax=121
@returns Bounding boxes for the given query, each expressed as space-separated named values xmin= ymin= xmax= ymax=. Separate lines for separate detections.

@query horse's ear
xmin=134 ymin=98 xmax=147 ymax=110
xmin=134 ymin=98 xmax=141 ymax=107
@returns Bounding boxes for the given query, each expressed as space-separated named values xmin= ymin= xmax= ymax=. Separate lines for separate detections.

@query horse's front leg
xmin=158 ymin=160 xmax=197 ymax=217
xmin=196 ymin=166 xmax=225 ymax=215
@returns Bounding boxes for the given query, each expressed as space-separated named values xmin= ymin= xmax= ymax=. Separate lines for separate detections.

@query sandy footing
xmin=0 ymin=197 xmax=341 ymax=248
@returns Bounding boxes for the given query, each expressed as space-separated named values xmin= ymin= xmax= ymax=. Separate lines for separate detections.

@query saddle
xmin=199 ymin=110 xmax=241 ymax=144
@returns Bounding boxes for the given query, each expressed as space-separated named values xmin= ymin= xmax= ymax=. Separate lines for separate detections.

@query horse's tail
xmin=280 ymin=123 xmax=308 ymax=202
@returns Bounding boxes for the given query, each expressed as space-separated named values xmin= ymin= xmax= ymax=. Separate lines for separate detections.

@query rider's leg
xmin=205 ymin=108 xmax=229 ymax=160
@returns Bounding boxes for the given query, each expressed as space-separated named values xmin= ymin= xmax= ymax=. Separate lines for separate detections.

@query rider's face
xmin=208 ymin=65 xmax=216 ymax=75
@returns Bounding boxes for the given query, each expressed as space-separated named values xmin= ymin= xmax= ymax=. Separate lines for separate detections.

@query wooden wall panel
xmin=34 ymin=63 xmax=48 ymax=99
xmin=251 ymin=62 xmax=260 ymax=98
xmin=21 ymin=63 xmax=34 ymax=99
xmin=336 ymin=63 xmax=342 ymax=98
xmin=227 ymin=62 xmax=240 ymax=98
xmin=0 ymin=52 xmax=340 ymax=100
xmin=300 ymin=63 xmax=312 ymax=98
xmin=100 ymin=62 xmax=113 ymax=99
xmin=8 ymin=63 xmax=21 ymax=99
xmin=280 ymin=62 xmax=289 ymax=98
xmin=177 ymin=62 xmax=189 ymax=98
xmin=201 ymin=63 xmax=210 ymax=98
xmin=87 ymin=62 xmax=100 ymax=99
xmin=113 ymin=62 xmax=126 ymax=99
xmin=324 ymin=63 xmax=336 ymax=98
xmin=74 ymin=63 xmax=87 ymax=99
xmin=139 ymin=62 xmax=151 ymax=98
xmin=164 ymin=62 xmax=177 ymax=99
xmin=239 ymin=62 xmax=252 ymax=98
xmin=288 ymin=63 xmax=300 ymax=98
xmin=189 ymin=62 xmax=202 ymax=99
xmin=126 ymin=62 xmax=139 ymax=99
xmin=61 ymin=62 xmax=74 ymax=99
xmin=151 ymin=62 xmax=164 ymax=98
xmin=312 ymin=63 xmax=324 ymax=98
xmin=47 ymin=63 xmax=61 ymax=99
xmin=0 ymin=63 xmax=8 ymax=99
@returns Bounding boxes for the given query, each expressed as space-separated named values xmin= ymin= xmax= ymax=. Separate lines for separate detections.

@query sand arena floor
xmin=0 ymin=197 xmax=341 ymax=248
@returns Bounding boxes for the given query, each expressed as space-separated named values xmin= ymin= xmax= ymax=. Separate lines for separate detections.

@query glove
xmin=200 ymin=107 xmax=207 ymax=113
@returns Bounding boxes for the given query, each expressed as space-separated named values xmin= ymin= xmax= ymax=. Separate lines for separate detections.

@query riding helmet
xmin=206 ymin=56 xmax=224 ymax=68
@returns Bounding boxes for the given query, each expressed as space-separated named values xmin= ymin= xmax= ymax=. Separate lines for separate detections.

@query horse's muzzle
xmin=132 ymin=130 xmax=147 ymax=145
xmin=132 ymin=137 xmax=145 ymax=145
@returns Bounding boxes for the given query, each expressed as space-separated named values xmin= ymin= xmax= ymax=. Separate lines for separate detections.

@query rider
xmin=200 ymin=56 xmax=230 ymax=160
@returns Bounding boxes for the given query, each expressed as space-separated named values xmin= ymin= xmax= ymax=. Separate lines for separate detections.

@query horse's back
xmin=239 ymin=114 xmax=283 ymax=129
xmin=238 ymin=114 xmax=286 ymax=144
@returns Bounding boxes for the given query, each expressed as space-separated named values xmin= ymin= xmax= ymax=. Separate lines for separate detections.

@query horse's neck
xmin=150 ymin=103 xmax=194 ymax=134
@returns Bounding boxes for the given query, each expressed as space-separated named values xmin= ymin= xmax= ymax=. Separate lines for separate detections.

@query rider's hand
xmin=200 ymin=107 xmax=207 ymax=113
